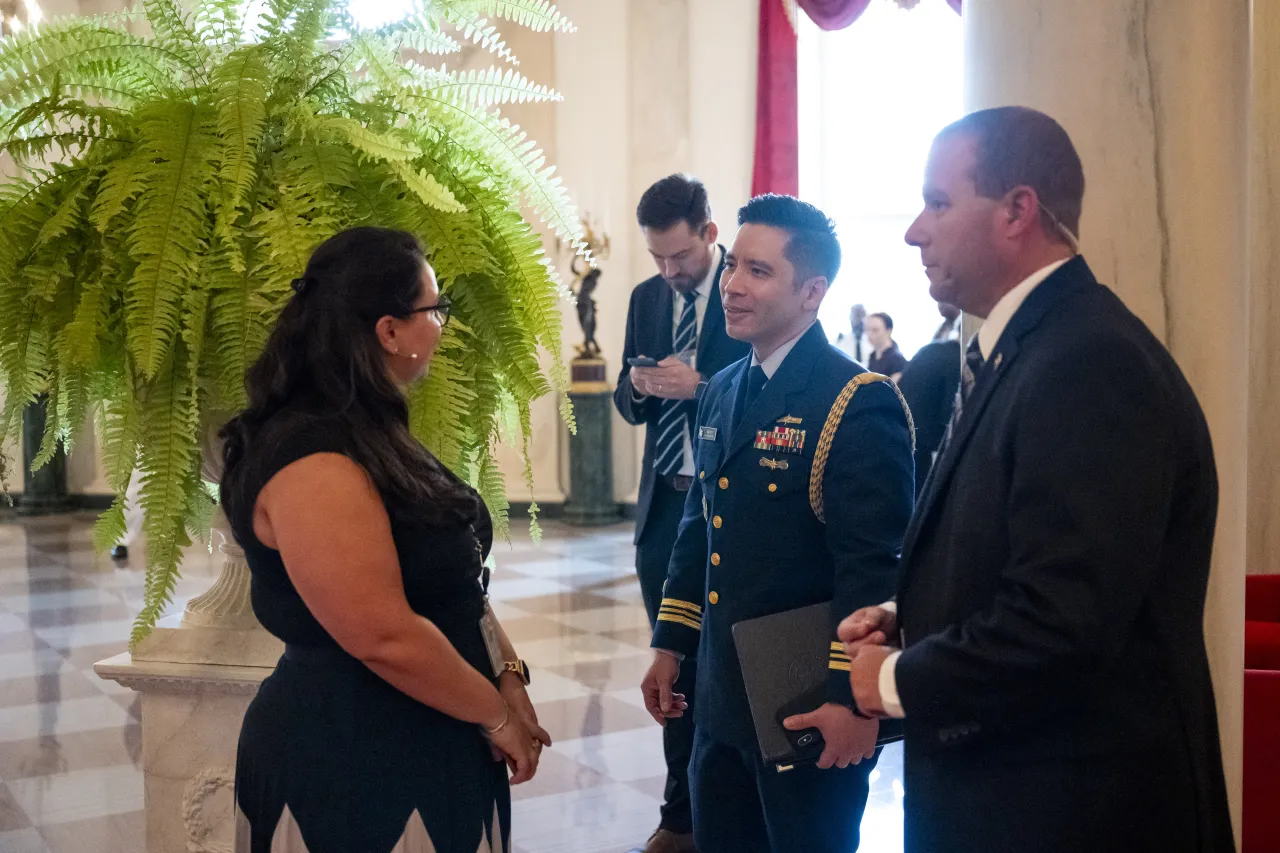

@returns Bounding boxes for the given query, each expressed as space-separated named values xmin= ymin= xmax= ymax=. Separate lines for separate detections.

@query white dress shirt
xmin=877 ymin=256 xmax=1073 ymax=718
xmin=634 ymin=246 xmax=722 ymax=477
xmin=751 ymin=320 xmax=816 ymax=379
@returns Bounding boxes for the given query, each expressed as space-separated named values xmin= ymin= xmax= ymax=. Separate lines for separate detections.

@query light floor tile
xmin=31 ymin=621 xmax=136 ymax=651
xmin=485 ymin=578 xmax=572 ymax=602
xmin=0 ymin=590 xmax=122 ymax=615
xmin=5 ymin=765 xmax=142 ymax=826
xmin=0 ymin=612 xmax=27 ymax=634
xmin=546 ymin=605 xmax=651 ymax=635
xmin=516 ymin=634 xmax=650 ymax=669
xmin=510 ymin=783 xmax=660 ymax=853
xmin=0 ymin=828 xmax=49 ymax=853
xmin=552 ymin=727 xmax=666 ymax=783
xmin=0 ymin=649 xmax=70 ymax=681
xmin=522 ymin=669 xmax=594 ymax=705
xmin=506 ymin=559 xmax=633 ymax=580
xmin=0 ymin=695 xmax=134 ymax=744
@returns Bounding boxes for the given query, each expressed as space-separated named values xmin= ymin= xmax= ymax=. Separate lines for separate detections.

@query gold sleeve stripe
xmin=657 ymin=612 xmax=703 ymax=631
xmin=658 ymin=607 xmax=702 ymax=626
xmin=660 ymin=598 xmax=703 ymax=616
xmin=828 ymin=660 xmax=852 ymax=672
xmin=809 ymin=372 xmax=916 ymax=523
xmin=830 ymin=653 xmax=851 ymax=663
xmin=830 ymin=642 xmax=845 ymax=652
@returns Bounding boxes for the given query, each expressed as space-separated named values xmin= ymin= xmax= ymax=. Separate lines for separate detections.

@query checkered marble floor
xmin=0 ymin=511 xmax=905 ymax=853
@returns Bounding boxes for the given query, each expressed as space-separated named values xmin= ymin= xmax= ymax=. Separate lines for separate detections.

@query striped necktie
xmin=655 ymin=292 xmax=698 ymax=477
xmin=940 ymin=336 xmax=985 ymax=452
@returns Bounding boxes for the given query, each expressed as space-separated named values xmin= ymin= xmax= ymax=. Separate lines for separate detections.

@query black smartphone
xmin=774 ymin=685 xmax=827 ymax=764
xmin=627 ymin=356 xmax=659 ymax=368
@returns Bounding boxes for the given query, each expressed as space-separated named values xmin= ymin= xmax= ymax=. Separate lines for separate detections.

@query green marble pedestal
xmin=564 ymin=358 xmax=620 ymax=526
xmin=19 ymin=394 xmax=72 ymax=515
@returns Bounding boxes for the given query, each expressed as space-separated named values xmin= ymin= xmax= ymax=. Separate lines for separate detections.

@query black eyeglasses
xmin=407 ymin=295 xmax=452 ymax=326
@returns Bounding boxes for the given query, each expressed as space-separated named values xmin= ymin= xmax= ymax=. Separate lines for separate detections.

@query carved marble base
xmin=92 ymin=504 xmax=281 ymax=851
xmin=94 ymin=653 xmax=272 ymax=853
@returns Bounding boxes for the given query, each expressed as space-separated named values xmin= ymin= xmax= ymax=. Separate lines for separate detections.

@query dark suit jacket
xmin=613 ymin=249 xmax=749 ymax=544
xmin=894 ymin=258 xmax=1234 ymax=852
xmin=651 ymin=323 xmax=914 ymax=748
xmin=897 ymin=339 xmax=961 ymax=497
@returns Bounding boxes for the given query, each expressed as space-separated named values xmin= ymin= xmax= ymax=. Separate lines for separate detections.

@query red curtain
xmin=751 ymin=0 xmax=800 ymax=196
xmin=796 ymin=0 xmax=873 ymax=31
xmin=751 ymin=0 xmax=961 ymax=197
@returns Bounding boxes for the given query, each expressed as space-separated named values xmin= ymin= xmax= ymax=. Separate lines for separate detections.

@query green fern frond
xmin=212 ymin=47 xmax=269 ymax=235
xmin=141 ymin=0 xmax=212 ymax=82
xmin=124 ymin=100 xmax=219 ymax=378
xmin=0 ymin=0 xmax=585 ymax=640
xmin=480 ymin=0 xmax=574 ymax=33
xmin=437 ymin=11 xmax=519 ymax=66
xmin=475 ymin=450 xmax=511 ymax=540
xmin=415 ymin=65 xmax=561 ymax=110
xmin=92 ymin=496 xmax=129 ymax=554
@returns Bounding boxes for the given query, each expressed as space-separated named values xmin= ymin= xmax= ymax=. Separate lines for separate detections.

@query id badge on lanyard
xmin=472 ymin=525 xmax=504 ymax=678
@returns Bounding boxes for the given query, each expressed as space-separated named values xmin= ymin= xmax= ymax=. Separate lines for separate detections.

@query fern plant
xmin=0 ymin=0 xmax=585 ymax=644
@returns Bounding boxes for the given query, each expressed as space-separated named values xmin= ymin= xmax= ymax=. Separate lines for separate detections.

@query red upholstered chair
xmin=1244 ymin=574 xmax=1280 ymax=852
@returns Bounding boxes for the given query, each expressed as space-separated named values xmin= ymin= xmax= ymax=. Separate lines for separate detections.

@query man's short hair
xmin=869 ymin=312 xmax=893 ymax=332
xmin=636 ymin=174 xmax=712 ymax=233
xmin=736 ymin=194 xmax=841 ymax=286
xmin=938 ymin=106 xmax=1085 ymax=240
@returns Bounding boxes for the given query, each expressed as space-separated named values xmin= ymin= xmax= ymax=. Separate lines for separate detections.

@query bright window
xmin=798 ymin=0 xmax=964 ymax=359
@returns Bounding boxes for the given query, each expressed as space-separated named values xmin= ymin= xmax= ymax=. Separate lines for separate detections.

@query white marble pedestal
xmin=94 ymin=644 xmax=276 ymax=852
xmin=93 ymin=510 xmax=284 ymax=853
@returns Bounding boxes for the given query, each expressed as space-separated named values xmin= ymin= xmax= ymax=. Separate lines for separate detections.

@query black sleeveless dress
xmin=227 ymin=415 xmax=509 ymax=853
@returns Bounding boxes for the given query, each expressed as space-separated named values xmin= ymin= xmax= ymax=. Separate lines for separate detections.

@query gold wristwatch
xmin=502 ymin=659 xmax=531 ymax=686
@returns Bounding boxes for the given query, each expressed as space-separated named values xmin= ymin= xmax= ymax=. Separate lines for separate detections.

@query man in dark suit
xmin=841 ymin=107 xmax=1234 ymax=852
xmin=641 ymin=195 xmax=914 ymax=852
xmin=897 ymin=306 xmax=961 ymax=497
xmin=614 ymin=174 xmax=748 ymax=853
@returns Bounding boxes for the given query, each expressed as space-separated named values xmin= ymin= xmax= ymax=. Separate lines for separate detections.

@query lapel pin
xmin=994 ymin=353 xmax=1003 ymax=370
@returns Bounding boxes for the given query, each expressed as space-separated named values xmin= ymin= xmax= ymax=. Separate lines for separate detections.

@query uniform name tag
xmin=754 ymin=426 xmax=806 ymax=454
xmin=698 ymin=426 xmax=718 ymax=441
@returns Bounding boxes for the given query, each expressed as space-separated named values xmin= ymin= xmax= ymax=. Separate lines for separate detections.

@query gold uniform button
xmin=768 ymin=483 xmax=778 ymax=493
xmin=719 ymin=477 xmax=729 ymax=490
xmin=708 ymin=591 xmax=720 ymax=604
xmin=699 ymin=471 xmax=705 ymax=481
xmin=713 ymin=515 xmax=722 ymax=528
xmin=711 ymin=553 xmax=721 ymax=566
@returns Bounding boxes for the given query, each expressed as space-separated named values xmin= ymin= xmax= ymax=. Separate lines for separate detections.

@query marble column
xmin=962 ymin=0 xmax=1254 ymax=841
xmin=1248 ymin=3 xmax=1280 ymax=578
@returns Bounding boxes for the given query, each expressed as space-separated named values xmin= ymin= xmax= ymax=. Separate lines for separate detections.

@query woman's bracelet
xmin=482 ymin=704 xmax=510 ymax=736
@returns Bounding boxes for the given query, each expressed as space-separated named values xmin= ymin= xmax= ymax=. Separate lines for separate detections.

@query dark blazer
xmin=613 ymin=249 xmax=749 ymax=544
xmin=651 ymin=323 xmax=914 ymax=748
xmin=897 ymin=339 xmax=961 ymax=497
xmin=894 ymin=257 xmax=1234 ymax=853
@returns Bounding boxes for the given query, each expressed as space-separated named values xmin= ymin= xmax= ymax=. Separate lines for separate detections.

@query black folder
xmin=732 ymin=601 xmax=903 ymax=771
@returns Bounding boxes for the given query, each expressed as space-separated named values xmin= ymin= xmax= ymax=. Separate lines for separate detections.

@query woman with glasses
xmin=219 ymin=226 xmax=548 ymax=852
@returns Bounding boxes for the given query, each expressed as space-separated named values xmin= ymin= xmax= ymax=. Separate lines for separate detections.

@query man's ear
xmin=802 ymin=276 xmax=829 ymax=311
xmin=701 ymin=220 xmax=720 ymax=246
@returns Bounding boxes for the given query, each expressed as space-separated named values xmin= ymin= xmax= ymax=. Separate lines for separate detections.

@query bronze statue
xmin=561 ymin=217 xmax=611 ymax=361
xmin=573 ymin=262 xmax=602 ymax=359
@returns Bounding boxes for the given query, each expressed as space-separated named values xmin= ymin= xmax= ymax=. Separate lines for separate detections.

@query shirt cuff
xmin=655 ymin=648 xmax=685 ymax=662
xmin=880 ymin=650 xmax=905 ymax=718
xmin=879 ymin=599 xmax=897 ymax=614
xmin=631 ymin=386 xmax=646 ymax=404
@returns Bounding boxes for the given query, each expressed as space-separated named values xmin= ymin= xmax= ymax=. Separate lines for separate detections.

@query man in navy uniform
xmin=640 ymin=194 xmax=915 ymax=852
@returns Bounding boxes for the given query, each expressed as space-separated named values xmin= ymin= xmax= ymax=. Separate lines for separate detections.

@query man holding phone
xmin=615 ymin=174 xmax=749 ymax=853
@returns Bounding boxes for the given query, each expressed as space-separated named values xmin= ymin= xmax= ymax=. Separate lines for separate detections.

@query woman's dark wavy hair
xmin=219 ymin=226 xmax=477 ymax=528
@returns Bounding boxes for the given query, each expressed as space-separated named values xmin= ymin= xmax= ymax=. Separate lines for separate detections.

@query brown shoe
xmin=638 ymin=828 xmax=696 ymax=853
